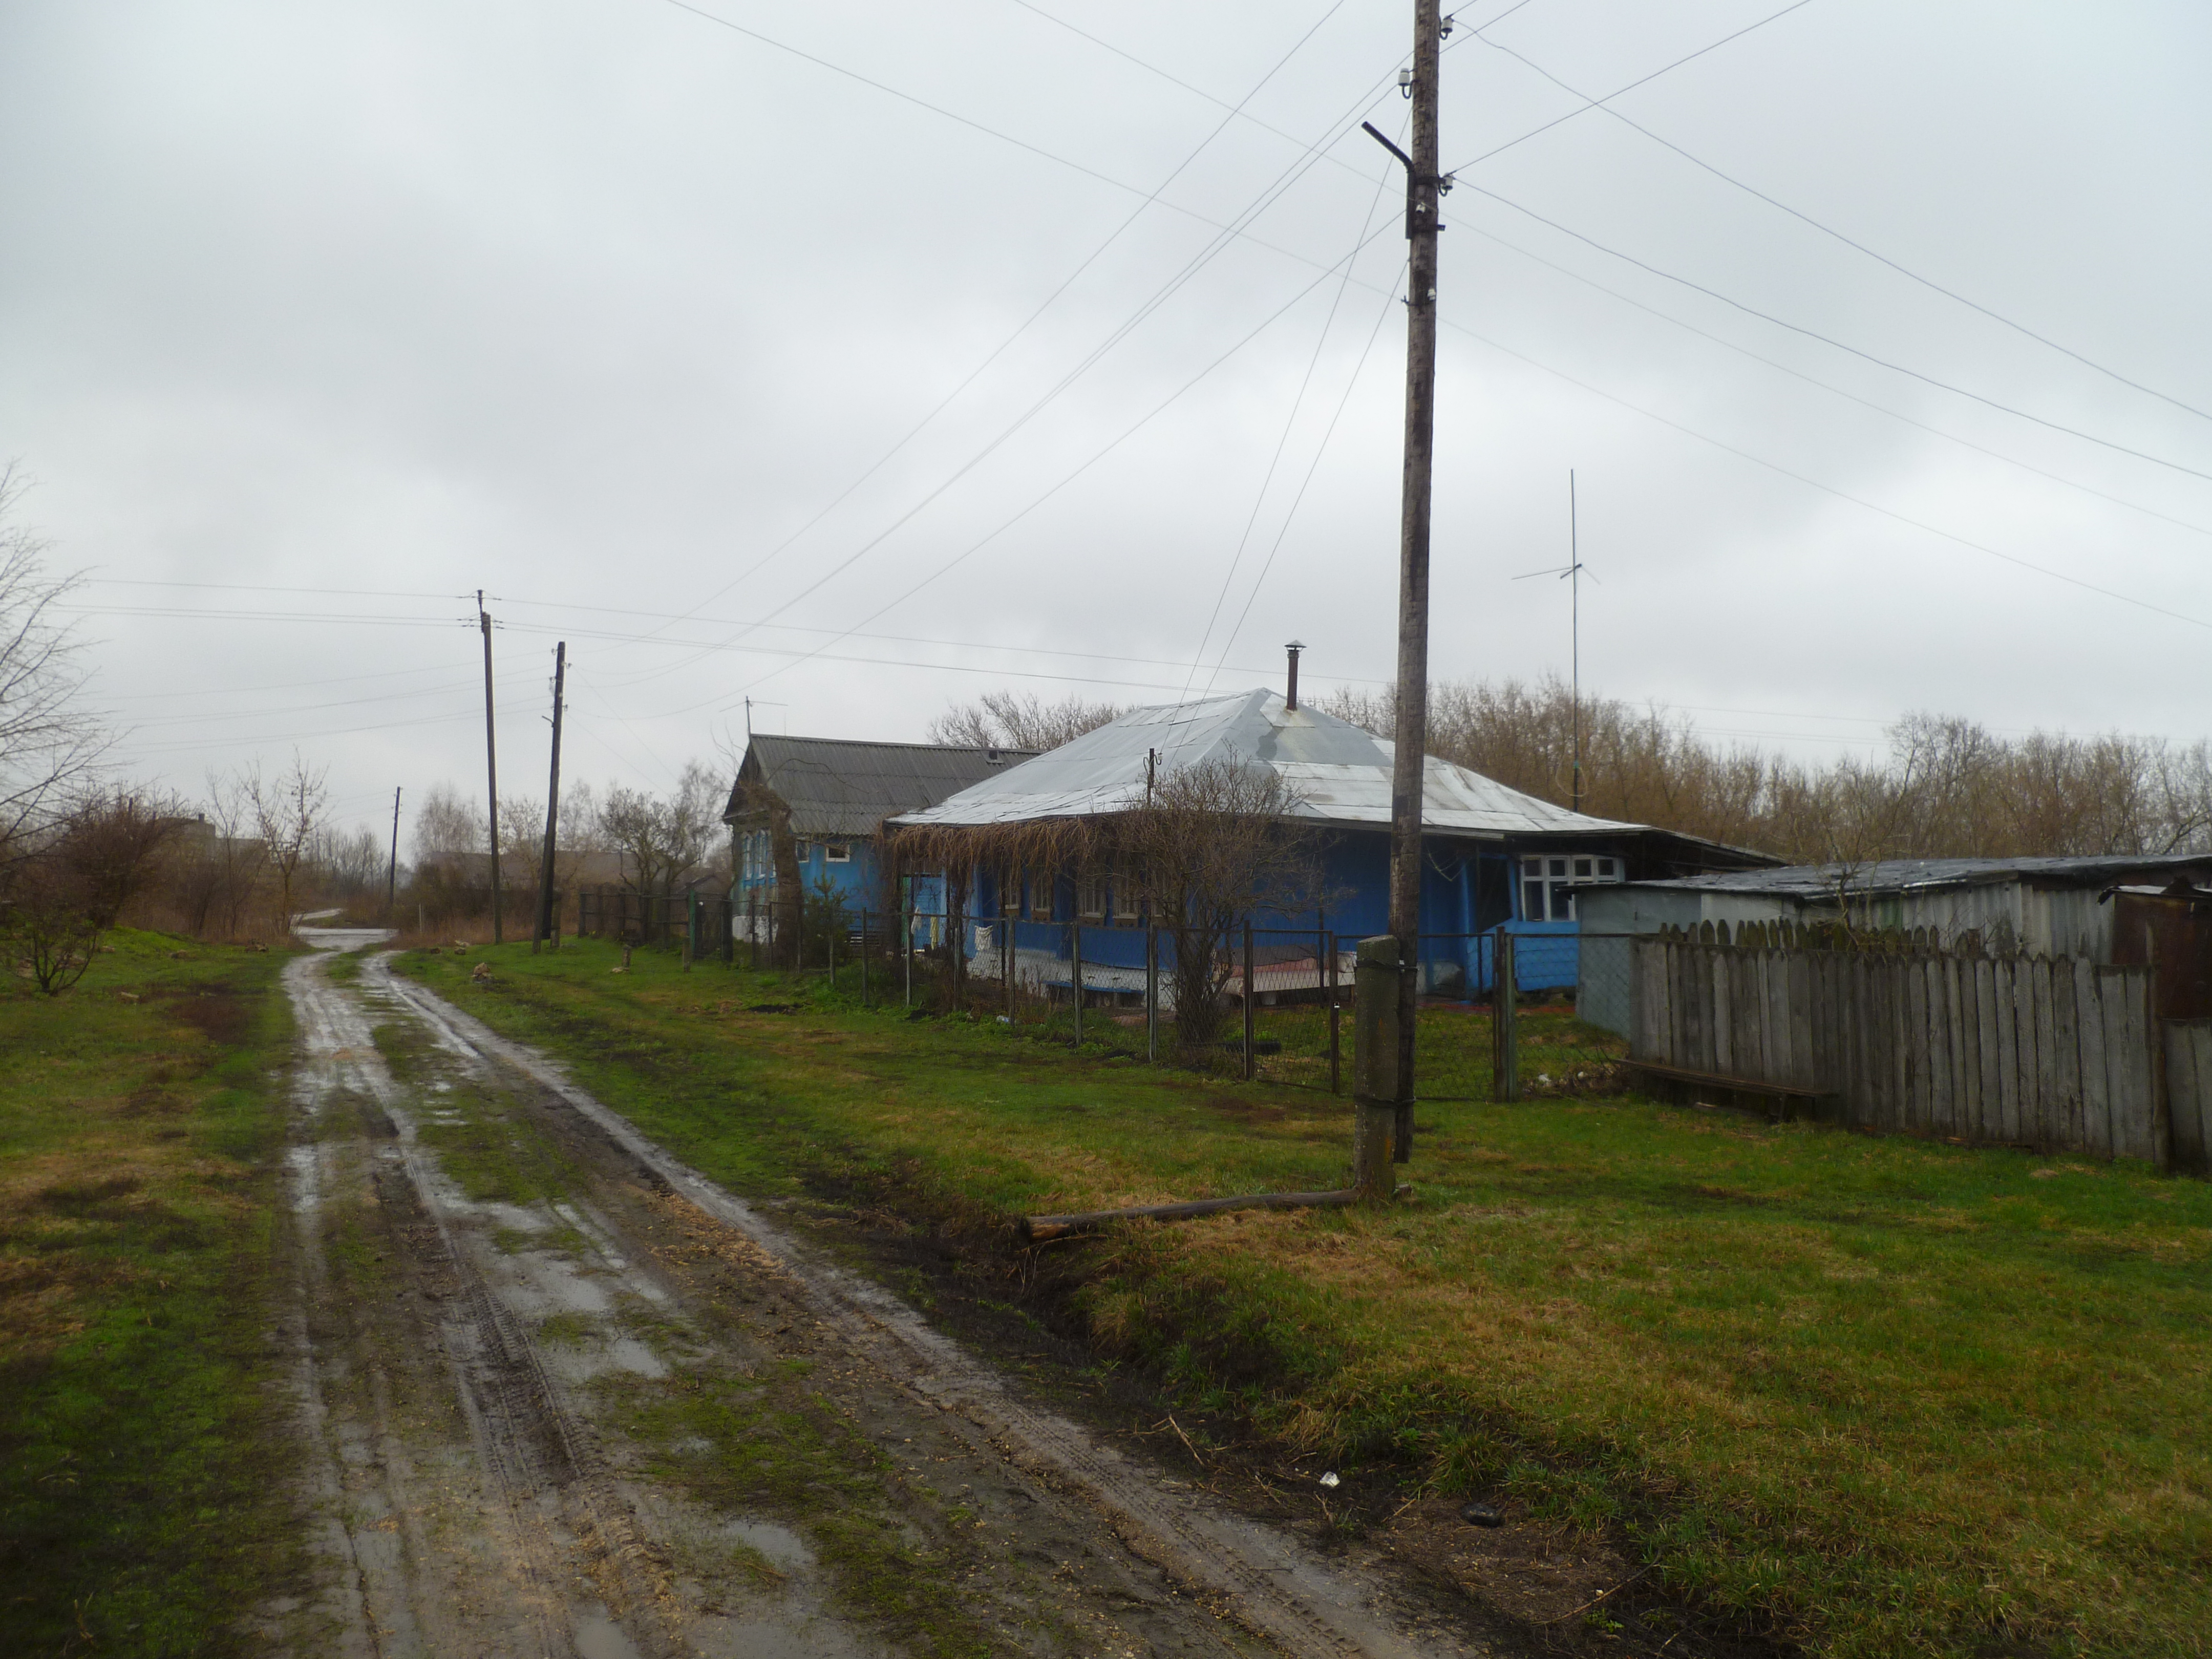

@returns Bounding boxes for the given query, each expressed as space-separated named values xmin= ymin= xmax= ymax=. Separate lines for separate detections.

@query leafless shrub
xmin=1123 ymin=758 xmax=1321 ymax=1053
xmin=597 ymin=761 xmax=726 ymax=902
xmin=4 ymin=789 xmax=182 ymax=993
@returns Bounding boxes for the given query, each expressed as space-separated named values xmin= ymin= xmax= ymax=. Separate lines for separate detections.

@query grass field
xmin=0 ymin=930 xmax=302 ymax=1656
xmin=396 ymin=936 xmax=2212 ymax=1658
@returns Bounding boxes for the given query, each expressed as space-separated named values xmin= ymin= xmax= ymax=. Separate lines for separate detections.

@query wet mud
xmin=275 ymin=932 xmax=1555 ymax=1656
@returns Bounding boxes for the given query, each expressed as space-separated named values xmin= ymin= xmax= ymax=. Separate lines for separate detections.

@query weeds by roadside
xmin=397 ymin=936 xmax=2212 ymax=1658
xmin=0 ymin=929 xmax=303 ymax=1656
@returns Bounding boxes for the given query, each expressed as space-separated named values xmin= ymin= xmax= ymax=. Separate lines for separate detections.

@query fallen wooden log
xmin=1020 ymin=1189 xmax=1362 ymax=1243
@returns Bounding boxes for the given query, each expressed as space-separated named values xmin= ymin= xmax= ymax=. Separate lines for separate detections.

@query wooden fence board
xmin=2076 ymin=959 xmax=2112 ymax=1159
xmin=2022 ymin=958 xmax=2050 ymax=1147
xmin=1708 ymin=952 xmax=1730 ymax=1076
xmin=1993 ymin=959 xmax=2021 ymax=1142
xmin=1960 ymin=957 xmax=1984 ymax=1142
xmin=2103 ymin=970 xmax=2151 ymax=1162
xmin=2165 ymin=1022 xmax=2205 ymax=1172
xmin=1904 ymin=959 xmax=1930 ymax=1135
xmin=1929 ymin=958 xmax=1956 ymax=1139
xmin=1789 ymin=953 xmax=1817 ymax=1093
xmin=2050 ymin=960 xmax=2083 ymax=1154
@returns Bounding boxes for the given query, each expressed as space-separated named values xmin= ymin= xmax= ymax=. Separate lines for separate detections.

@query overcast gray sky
xmin=4 ymin=0 xmax=2209 ymax=839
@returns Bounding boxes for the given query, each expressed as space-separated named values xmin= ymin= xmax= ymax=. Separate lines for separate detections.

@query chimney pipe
xmin=1285 ymin=640 xmax=1306 ymax=711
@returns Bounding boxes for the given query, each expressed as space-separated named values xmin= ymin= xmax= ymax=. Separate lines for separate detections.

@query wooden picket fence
xmin=1630 ymin=936 xmax=2212 ymax=1173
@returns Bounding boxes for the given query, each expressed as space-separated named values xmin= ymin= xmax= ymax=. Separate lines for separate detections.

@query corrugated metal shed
xmin=891 ymin=687 xmax=1682 ymax=843
xmin=724 ymin=735 xmax=1037 ymax=839
xmin=1610 ymin=854 xmax=2212 ymax=900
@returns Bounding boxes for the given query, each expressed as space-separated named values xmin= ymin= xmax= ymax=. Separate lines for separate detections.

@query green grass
xmin=397 ymin=937 xmax=2212 ymax=1657
xmin=606 ymin=1359 xmax=1000 ymax=1656
xmin=0 ymin=929 xmax=303 ymax=1656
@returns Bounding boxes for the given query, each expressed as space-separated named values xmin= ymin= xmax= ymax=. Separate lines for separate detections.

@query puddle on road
xmin=570 ymin=1607 xmax=646 ymax=1659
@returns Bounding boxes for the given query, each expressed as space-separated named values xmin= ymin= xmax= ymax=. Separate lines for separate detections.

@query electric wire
xmin=1476 ymin=27 xmax=2212 ymax=430
xmin=1179 ymin=121 xmax=1399 ymax=703
xmin=1454 ymin=180 xmax=2212 ymax=485
xmin=627 ymin=0 xmax=1355 ymax=667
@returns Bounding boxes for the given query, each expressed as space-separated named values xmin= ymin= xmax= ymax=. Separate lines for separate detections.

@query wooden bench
xmin=1619 ymin=1060 xmax=1830 ymax=1123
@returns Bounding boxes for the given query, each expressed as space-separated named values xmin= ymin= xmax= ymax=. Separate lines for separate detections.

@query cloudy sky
xmin=4 ymin=0 xmax=2208 ymax=841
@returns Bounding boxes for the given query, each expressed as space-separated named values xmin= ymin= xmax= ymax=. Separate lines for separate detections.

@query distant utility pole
xmin=1366 ymin=0 xmax=1445 ymax=1168
xmin=479 ymin=589 xmax=502 ymax=944
xmin=1514 ymin=471 xmax=1595 ymax=815
xmin=1569 ymin=471 xmax=1583 ymax=816
xmin=387 ymin=786 xmax=401 ymax=918
xmin=534 ymin=642 xmax=567 ymax=953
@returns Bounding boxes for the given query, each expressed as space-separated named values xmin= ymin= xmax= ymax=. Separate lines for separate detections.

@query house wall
xmin=947 ymin=826 xmax=1637 ymax=998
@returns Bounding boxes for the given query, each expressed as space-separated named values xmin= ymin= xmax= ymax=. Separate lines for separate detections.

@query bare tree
xmin=0 ymin=467 xmax=108 ymax=863
xmin=596 ymin=761 xmax=726 ymax=899
xmin=250 ymin=753 xmax=328 ymax=933
xmin=411 ymin=781 xmax=484 ymax=873
xmin=927 ymin=690 xmax=1121 ymax=753
xmin=1121 ymin=758 xmax=1320 ymax=1053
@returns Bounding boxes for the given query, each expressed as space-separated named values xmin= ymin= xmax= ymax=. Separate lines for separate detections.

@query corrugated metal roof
xmin=890 ymin=687 xmax=1653 ymax=840
xmin=1618 ymin=853 xmax=2212 ymax=899
xmin=726 ymin=735 xmax=1038 ymax=838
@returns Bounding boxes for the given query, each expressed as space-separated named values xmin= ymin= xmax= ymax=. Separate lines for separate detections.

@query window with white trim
xmin=824 ymin=841 xmax=851 ymax=864
xmin=1078 ymin=873 xmax=1108 ymax=922
xmin=1027 ymin=870 xmax=1055 ymax=921
xmin=1520 ymin=853 xmax=1621 ymax=921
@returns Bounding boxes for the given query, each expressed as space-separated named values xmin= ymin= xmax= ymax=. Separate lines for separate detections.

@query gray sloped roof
xmin=725 ymin=734 xmax=1038 ymax=838
xmin=891 ymin=687 xmax=1658 ymax=840
xmin=1617 ymin=853 xmax=2212 ymax=899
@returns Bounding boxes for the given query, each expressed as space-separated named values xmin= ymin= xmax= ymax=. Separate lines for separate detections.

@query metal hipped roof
xmin=1613 ymin=853 xmax=2212 ymax=900
xmin=725 ymin=734 xmax=1038 ymax=839
xmin=889 ymin=687 xmax=1650 ymax=839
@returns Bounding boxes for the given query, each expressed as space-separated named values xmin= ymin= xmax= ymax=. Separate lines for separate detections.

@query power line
xmin=629 ymin=0 xmax=1357 ymax=666
xmin=716 ymin=219 xmax=1407 ymax=711
xmin=1475 ymin=27 xmax=2212 ymax=430
xmin=1455 ymin=181 xmax=2212 ymax=484
xmin=1451 ymin=214 xmax=2212 ymax=541
xmin=1438 ymin=309 xmax=2212 ymax=633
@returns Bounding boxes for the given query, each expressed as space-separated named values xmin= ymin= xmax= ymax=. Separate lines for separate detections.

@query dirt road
xmin=280 ymin=932 xmax=1511 ymax=1657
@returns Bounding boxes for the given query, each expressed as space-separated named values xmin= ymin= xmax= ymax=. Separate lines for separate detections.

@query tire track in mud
xmin=284 ymin=941 xmax=677 ymax=1659
xmin=368 ymin=954 xmax=1497 ymax=1659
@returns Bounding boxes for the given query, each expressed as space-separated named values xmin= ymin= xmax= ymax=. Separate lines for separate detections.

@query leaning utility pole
xmin=478 ymin=589 xmax=503 ymax=943
xmin=534 ymin=643 xmax=567 ymax=953
xmin=387 ymin=786 xmax=401 ymax=918
xmin=1371 ymin=0 xmax=1444 ymax=1168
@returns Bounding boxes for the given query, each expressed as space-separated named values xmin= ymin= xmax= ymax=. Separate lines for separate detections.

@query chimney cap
xmin=1285 ymin=639 xmax=1307 ymax=652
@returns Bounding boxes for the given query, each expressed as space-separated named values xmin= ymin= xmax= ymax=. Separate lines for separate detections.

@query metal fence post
xmin=1005 ymin=911 xmax=1015 ymax=1020
xmin=861 ymin=908 xmax=870 ymax=1007
xmin=1243 ymin=920 xmax=1256 ymax=1081
xmin=902 ymin=885 xmax=913 ymax=1007
xmin=1328 ymin=930 xmax=1341 ymax=1095
xmin=1494 ymin=928 xmax=1520 ymax=1102
xmin=828 ymin=916 xmax=837 ymax=991
xmin=1146 ymin=924 xmax=1158 ymax=1062
xmin=1071 ymin=920 xmax=1083 ymax=1046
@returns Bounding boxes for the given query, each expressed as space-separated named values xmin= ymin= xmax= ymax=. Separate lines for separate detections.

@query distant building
xmin=722 ymin=734 xmax=1037 ymax=937
xmin=891 ymin=687 xmax=1773 ymax=995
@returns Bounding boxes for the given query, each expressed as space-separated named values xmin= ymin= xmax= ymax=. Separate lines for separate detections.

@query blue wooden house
xmin=889 ymin=687 xmax=1771 ymax=1001
xmin=722 ymin=734 xmax=1036 ymax=947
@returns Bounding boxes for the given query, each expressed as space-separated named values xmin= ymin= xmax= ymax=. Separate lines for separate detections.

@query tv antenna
xmin=1514 ymin=470 xmax=1599 ymax=816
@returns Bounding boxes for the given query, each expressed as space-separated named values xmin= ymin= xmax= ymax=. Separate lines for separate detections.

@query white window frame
xmin=1520 ymin=852 xmax=1621 ymax=921
xmin=824 ymin=841 xmax=851 ymax=864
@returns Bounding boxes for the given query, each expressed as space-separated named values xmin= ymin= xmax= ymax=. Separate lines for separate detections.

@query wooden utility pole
xmin=1374 ymin=0 xmax=1444 ymax=1164
xmin=534 ymin=642 xmax=566 ymax=953
xmin=386 ymin=787 xmax=401 ymax=919
xmin=478 ymin=589 xmax=503 ymax=943
xmin=1570 ymin=471 xmax=1583 ymax=816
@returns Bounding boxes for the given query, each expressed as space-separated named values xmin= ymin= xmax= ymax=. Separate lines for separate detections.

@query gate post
xmin=1243 ymin=920 xmax=1256 ymax=1081
xmin=1071 ymin=921 xmax=1083 ymax=1046
xmin=1328 ymin=931 xmax=1341 ymax=1095
xmin=1351 ymin=935 xmax=1401 ymax=1197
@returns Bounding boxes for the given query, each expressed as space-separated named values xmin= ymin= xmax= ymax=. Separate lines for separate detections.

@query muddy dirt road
xmin=281 ymin=933 xmax=1515 ymax=1657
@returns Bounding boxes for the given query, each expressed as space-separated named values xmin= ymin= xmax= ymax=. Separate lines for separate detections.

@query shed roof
xmin=1610 ymin=854 xmax=2212 ymax=900
xmin=726 ymin=734 xmax=1037 ymax=839
xmin=890 ymin=687 xmax=1724 ymax=846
